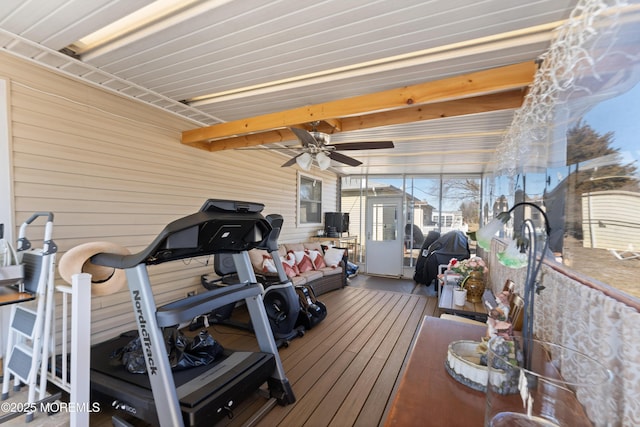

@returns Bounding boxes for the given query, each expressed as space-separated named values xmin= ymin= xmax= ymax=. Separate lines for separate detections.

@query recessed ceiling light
xmin=68 ymin=0 xmax=202 ymax=55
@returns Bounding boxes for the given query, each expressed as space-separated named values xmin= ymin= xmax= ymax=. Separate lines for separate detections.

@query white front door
xmin=365 ymin=198 xmax=403 ymax=276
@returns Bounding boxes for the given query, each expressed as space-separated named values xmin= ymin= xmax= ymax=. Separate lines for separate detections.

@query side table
xmin=438 ymin=283 xmax=488 ymax=322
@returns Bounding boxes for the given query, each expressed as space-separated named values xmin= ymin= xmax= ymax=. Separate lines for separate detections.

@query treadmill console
xmin=92 ymin=199 xmax=272 ymax=268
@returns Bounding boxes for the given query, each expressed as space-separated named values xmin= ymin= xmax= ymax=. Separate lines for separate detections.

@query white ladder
xmin=1 ymin=213 xmax=57 ymax=423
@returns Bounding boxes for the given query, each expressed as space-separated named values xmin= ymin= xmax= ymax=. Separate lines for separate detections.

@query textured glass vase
xmin=464 ymin=271 xmax=485 ymax=303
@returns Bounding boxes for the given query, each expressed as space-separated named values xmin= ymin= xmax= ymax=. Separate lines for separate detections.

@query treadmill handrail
xmin=155 ymin=283 xmax=263 ymax=327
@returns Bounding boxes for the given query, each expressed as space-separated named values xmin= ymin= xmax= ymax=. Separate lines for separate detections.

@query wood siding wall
xmin=0 ymin=53 xmax=337 ymax=345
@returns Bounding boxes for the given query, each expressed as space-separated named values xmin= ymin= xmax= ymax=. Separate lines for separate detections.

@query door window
xmin=371 ymin=203 xmax=397 ymax=241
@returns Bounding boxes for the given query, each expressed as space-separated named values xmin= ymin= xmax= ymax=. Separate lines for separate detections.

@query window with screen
xmin=299 ymin=174 xmax=322 ymax=224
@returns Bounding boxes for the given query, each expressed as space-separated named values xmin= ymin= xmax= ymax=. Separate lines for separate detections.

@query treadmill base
xmin=90 ymin=333 xmax=276 ymax=426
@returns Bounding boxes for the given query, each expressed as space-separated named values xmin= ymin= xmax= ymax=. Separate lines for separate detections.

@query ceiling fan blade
xmin=237 ymin=145 xmax=304 ymax=150
xmin=281 ymin=153 xmax=303 ymax=167
xmin=328 ymin=141 xmax=394 ymax=151
xmin=329 ymin=151 xmax=362 ymax=167
xmin=289 ymin=127 xmax=318 ymax=147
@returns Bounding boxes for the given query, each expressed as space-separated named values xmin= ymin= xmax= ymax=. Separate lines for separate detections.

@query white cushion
xmin=262 ymin=256 xmax=277 ymax=273
xmin=318 ymin=266 xmax=342 ymax=276
xmin=248 ymin=249 xmax=269 ymax=271
xmin=323 ymin=247 xmax=345 ymax=267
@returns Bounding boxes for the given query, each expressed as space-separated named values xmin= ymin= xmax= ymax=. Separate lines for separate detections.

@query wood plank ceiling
xmin=0 ymin=0 xmax=580 ymax=175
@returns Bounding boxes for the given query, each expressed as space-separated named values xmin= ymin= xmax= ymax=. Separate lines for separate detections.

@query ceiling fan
xmin=281 ymin=126 xmax=394 ymax=170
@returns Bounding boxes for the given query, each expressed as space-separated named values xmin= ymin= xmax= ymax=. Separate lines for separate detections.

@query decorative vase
xmin=453 ymin=288 xmax=467 ymax=306
xmin=486 ymin=336 xmax=614 ymax=426
xmin=464 ymin=271 xmax=485 ymax=303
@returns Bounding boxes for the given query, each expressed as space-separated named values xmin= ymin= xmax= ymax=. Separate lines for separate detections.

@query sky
xmin=583 ymin=82 xmax=640 ymax=157
xmin=361 ymin=78 xmax=640 ymax=212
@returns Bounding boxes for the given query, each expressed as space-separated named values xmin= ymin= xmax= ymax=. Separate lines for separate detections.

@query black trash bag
xmin=170 ymin=329 xmax=224 ymax=371
xmin=111 ymin=328 xmax=224 ymax=374
xmin=115 ymin=334 xmax=147 ymax=374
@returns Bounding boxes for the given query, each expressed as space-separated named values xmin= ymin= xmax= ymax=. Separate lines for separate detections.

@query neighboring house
xmin=582 ymin=190 xmax=640 ymax=251
xmin=427 ymin=211 xmax=464 ymax=234
xmin=340 ymin=178 xmax=434 ymax=240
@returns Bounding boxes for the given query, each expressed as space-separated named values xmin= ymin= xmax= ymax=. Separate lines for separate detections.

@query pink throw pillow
xmin=307 ymin=249 xmax=327 ymax=269
xmin=291 ymin=250 xmax=314 ymax=273
xmin=281 ymin=253 xmax=299 ymax=278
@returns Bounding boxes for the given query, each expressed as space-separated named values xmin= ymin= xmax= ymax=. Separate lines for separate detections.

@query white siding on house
xmin=582 ymin=190 xmax=640 ymax=251
xmin=0 ymin=52 xmax=337 ymax=344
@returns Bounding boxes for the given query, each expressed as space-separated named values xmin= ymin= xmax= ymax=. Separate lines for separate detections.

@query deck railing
xmin=47 ymin=273 xmax=91 ymax=427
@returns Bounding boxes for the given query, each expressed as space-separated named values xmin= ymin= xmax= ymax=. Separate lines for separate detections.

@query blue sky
xmin=583 ymin=82 xmax=640 ymax=156
xmin=365 ymin=81 xmax=640 ymax=209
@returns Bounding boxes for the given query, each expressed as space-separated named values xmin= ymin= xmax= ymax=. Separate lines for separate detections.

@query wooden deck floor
xmin=218 ymin=285 xmax=440 ymax=427
xmin=4 ymin=283 xmax=440 ymax=426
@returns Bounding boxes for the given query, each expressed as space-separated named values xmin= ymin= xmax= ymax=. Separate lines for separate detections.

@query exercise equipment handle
xmin=156 ymin=283 xmax=263 ymax=327
xmin=23 ymin=212 xmax=55 ymax=224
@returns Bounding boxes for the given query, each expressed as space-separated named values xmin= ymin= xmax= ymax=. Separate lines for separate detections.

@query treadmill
xmin=89 ymin=199 xmax=295 ymax=426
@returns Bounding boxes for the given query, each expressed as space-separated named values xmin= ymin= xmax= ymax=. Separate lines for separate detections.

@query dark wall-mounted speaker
xmin=324 ymin=212 xmax=350 ymax=233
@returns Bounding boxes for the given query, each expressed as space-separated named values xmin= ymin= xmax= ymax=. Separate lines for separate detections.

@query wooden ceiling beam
xmin=181 ymin=61 xmax=536 ymax=147
xmin=339 ymin=89 xmax=525 ymax=131
xmin=322 ymin=118 xmax=343 ymax=132
xmin=193 ymin=89 xmax=526 ymax=152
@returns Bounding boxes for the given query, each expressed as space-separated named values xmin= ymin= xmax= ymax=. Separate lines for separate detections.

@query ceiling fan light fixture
xmin=283 ymin=126 xmax=390 ymax=170
xmin=296 ymin=152 xmax=313 ymax=170
xmin=310 ymin=131 xmax=330 ymax=145
xmin=316 ymin=152 xmax=331 ymax=170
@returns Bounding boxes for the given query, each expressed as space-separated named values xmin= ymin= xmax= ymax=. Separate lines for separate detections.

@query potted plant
xmin=447 ymin=256 xmax=489 ymax=303
xmin=452 ymin=281 xmax=467 ymax=306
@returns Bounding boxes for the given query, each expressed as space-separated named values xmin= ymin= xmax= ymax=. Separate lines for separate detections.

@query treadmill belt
xmin=91 ymin=333 xmax=229 ymax=390
xmin=91 ymin=332 xmax=277 ymax=425
xmin=177 ymin=351 xmax=270 ymax=407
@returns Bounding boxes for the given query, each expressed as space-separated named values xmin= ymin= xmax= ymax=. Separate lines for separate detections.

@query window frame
xmin=297 ymin=172 xmax=323 ymax=226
